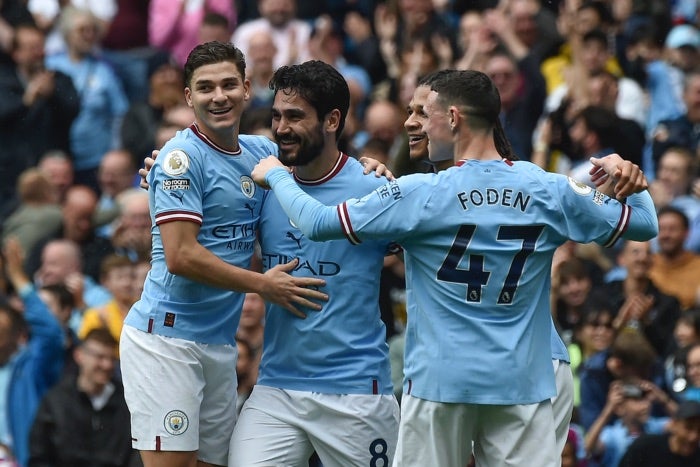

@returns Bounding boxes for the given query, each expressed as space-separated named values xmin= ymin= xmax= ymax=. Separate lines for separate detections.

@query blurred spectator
xmin=579 ymin=330 xmax=663 ymax=431
xmin=36 ymin=283 xmax=78 ymax=376
xmin=236 ymin=292 xmax=265 ymax=358
xmin=148 ymin=0 xmax=235 ymax=67
xmin=232 ymin=0 xmax=311 ymax=69
xmin=566 ymin=105 xmax=632 ymax=185
xmin=484 ymin=49 xmax=546 ymax=160
xmin=586 ymin=69 xmax=645 ymax=159
xmin=78 ymin=255 xmax=136 ymax=348
xmin=235 ymin=337 xmax=256 ymax=414
xmin=100 ymin=0 xmax=155 ymax=104
xmin=682 ymin=343 xmax=700 ymax=402
xmin=309 ymin=15 xmax=372 ymax=117
xmin=121 ymin=61 xmax=185 ymax=166
xmin=453 ymin=9 xmax=495 ymax=71
xmin=625 ymin=24 xmax=685 ymax=138
xmin=0 ymin=23 xmax=79 ymax=221
xmin=1 ymin=238 xmax=64 ymax=467
xmin=602 ymin=240 xmax=681 ymax=358
xmin=375 ymin=2 xmax=453 ymax=104
xmin=546 ymin=28 xmax=646 ymax=128
xmin=648 ymin=207 xmax=700 ymax=310
xmin=354 ymin=99 xmax=405 ymax=163
xmin=32 ymin=238 xmax=112 ymax=333
xmin=109 ymin=189 xmax=150 ymax=263
xmin=29 ymin=328 xmax=141 ymax=467
xmin=1 ymin=169 xmax=63 ymax=259
xmin=26 ymin=185 xmax=115 ymax=283
xmin=28 ymin=0 xmax=117 ymax=55
xmin=651 ymin=70 xmax=700 ymax=176
xmin=584 ymin=379 xmax=672 ymax=467
xmin=619 ymin=399 xmax=700 ymax=466
xmin=46 ymin=6 xmax=129 ymax=191
xmin=568 ymin=306 xmax=617 ymax=408
xmin=553 ymin=257 xmax=597 ymax=341
xmin=198 ymin=11 xmax=231 ymax=44
xmin=0 ymin=0 xmax=33 ymax=61
xmin=649 ymin=148 xmax=700 ymax=250
xmin=245 ymin=30 xmax=277 ymax=111
xmin=562 ymin=426 xmax=587 ymax=467
xmin=37 ymin=150 xmax=74 ymax=204
xmin=665 ymin=309 xmax=700 ymax=400
xmin=94 ymin=149 xmax=138 ymax=236
xmin=341 ymin=7 xmax=385 ymax=85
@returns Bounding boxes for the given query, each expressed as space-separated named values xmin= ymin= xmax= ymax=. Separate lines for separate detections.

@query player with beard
xmin=227 ymin=60 xmax=401 ymax=466
xmin=251 ymin=69 xmax=658 ymax=466
xmin=120 ymin=42 xmax=327 ymax=467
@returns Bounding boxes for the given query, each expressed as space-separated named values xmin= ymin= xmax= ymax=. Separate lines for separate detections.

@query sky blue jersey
xmin=265 ymin=158 xmax=658 ymax=404
xmin=257 ymin=154 xmax=395 ymax=395
xmin=125 ymin=125 xmax=277 ymax=345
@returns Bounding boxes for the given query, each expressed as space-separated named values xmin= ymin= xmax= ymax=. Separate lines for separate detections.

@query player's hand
xmin=359 ymin=156 xmax=395 ymax=180
xmin=589 ymin=154 xmax=647 ymax=200
xmin=261 ymin=258 xmax=328 ymax=318
xmin=139 ymin=150 xmax=159 ymax=190
xmin=251 ymin=156 xmax=289 ymax=189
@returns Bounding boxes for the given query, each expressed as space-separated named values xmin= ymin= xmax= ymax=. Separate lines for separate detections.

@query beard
xmin=275 ymin=126 xmax=325 ymax=167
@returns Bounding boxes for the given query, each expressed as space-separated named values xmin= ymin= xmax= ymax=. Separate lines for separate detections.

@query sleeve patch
xmin=162 ymin=179 xmax=190 ymax=190
xmin=163 ymin=149 xmax=190 ymax=176
xmin=567 ymin=177 xmax=592 ymax=195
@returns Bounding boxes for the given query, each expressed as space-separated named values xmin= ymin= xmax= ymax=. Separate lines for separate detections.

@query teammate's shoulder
xmin=239 ymin=134 xmax=278 ymax=153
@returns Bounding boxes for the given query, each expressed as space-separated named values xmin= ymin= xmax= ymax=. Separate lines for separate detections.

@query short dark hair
xmin=657 ymin=205 xmax=690 ymax=229
xmin=429 ymin=69 xmax=516 ymax=160
xmin=573 ymin=106 xmax=619 ymax=149
xmin=184 ymin=41 xmax=246 ymax=87
xmin=269 ymin=60 xmax=350 ymax=141
xmin=40 ymin=284 xmax=75 ymax=310
xmin=82 ymin=328 xmax=118 ymax=348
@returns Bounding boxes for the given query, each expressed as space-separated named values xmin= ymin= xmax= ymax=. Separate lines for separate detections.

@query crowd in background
xmin=0 ymin=0 xmax=700 ymax=466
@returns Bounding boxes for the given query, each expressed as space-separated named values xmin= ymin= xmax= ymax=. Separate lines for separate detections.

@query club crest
xmin=241 ymin=175 xmax=256 ymax=198
xmin=164 ymin=410 xmax=189 ymax=435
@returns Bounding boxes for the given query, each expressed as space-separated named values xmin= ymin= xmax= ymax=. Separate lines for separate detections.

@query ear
xmin=184 ymin=88 xmax=193 ymax=108
xmin=243 ymin=78 xmax=251 ymax=102
xmin=449 ymin=106 xmax=460 ymax=130
xmin=326 ymin=109 xmax=341 ymax=134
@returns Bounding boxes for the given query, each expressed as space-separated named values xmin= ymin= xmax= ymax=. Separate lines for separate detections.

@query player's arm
xmin=253 ymin=157 xmax=364 ymax=242
xmin=159 ymin=220 xmax=327 ymax=317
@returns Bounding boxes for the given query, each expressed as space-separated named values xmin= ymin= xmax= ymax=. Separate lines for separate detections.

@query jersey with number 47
xmin=265 ymin=158 xmax=659 ymax=405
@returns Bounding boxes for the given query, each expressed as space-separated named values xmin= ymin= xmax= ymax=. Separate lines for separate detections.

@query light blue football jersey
xmin=257 ymin=154 xmax=394 ymax=395
xmin=125 ymin=125 xmax=278 ymax=345
xmin=265 ymin=158 xmax=658 ymax=404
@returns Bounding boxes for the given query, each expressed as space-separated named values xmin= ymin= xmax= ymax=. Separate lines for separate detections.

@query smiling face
xmin=185 ymin=61 xmax=250 ymax=146
xmin=404 ymin=85 xmax=430 ymax=160
xmin=271 ymin=89 xmax=325 ymax=166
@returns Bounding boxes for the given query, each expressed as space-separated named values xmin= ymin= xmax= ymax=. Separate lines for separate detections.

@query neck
xmin=198 ymin=123 xmax=240 ymax=152
xmin=623 ymin=275 xmax=649 ymax=295
xmin=455 ymin=132 xmax=501 ymax=162
xmin=293 ymin=143 xmax=340 ymax=180
xmin=77 ymin=373 xmax=106 ymax=396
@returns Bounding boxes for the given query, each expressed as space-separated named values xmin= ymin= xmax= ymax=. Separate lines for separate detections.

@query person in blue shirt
xmin=1 ymin=238 xmax=65 ymax=467
xmin=120 ymin=42 xmax=327 ymax=467
xmin=251 ymin=69 xmax=659 ymax=467
xmin=228 ymin=59 xmax=400 ymax=467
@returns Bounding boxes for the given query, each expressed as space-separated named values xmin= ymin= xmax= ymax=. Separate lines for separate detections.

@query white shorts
xmin=229 ymin=385 xmax=400 ymax=467
xmin=120 ymin=325 xmax=238 ymax=465
xmin=393 ymin=394 xmax=558 ymax=467
xmin=552 ymin=359 xmax=574 ymax=456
